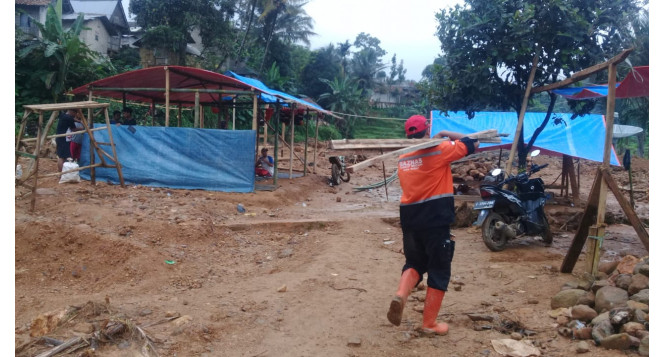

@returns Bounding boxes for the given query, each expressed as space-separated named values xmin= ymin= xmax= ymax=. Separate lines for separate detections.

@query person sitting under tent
xmin=255 ymin=147 xmax=274 ymax=177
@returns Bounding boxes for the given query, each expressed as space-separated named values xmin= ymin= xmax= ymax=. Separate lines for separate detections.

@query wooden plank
xmin=23 ymin=101 xmax=108 ymax=111
xmin=505 ymin=53 xmax=539 ymax=175
xmin=601 ymin=168 xmax=649 ymax=250
xmin=561 ymin=168 xmax=602 ymax=273
xmin=531 ymin=48 xmax=633 ymax=93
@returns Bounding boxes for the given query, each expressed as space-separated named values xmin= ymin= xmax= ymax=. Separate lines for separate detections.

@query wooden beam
xmin=194 ymin=91 xmax=200 ymax=127
xmin=289 ymin=104 xmax=295 ymax=179
xmin=313 ymin=116 xmax=320 ymax=174
xmin=561 ymin=168 xmax=602 ymax=273
xmin=505 ymin=53 xmax=539 ymax=175
xmin=601 ymin=168 xmax=649 ymax=250
xmin=531 ymin=48 xmax=633 ymax=93
xmin=23 ymin=101 xmax=109 ymax=111
xmin=165 ymin=66 xmax=170 ymax=127
xmin=252 ymin=93 xmax=258 ymax=131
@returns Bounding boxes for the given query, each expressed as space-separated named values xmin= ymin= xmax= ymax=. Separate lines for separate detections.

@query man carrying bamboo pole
xmin=387 ymin=115 xmax=479 ymax=336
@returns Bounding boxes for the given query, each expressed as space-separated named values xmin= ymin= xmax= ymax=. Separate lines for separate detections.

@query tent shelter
xmin=69 ymin=66 xmax=334 ymax=190
xmin=551 ymin=66 xmax=648 ymax=100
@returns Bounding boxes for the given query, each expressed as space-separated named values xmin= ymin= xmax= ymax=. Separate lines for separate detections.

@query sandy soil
xmin=14 ymin=144 xmax=649 ymax=357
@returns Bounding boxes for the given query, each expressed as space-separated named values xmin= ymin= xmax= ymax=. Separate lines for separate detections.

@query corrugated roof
xmin=15 ymin=0 xmax=52 ymax=5
xmin=69 ymin=0 xmax=117 ymax=18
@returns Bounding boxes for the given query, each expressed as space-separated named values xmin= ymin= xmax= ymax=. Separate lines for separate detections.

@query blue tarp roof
xmin=224 ymin=71 xmax=338 ymax=117
xmin=79 ymin=126 xmax=257 ymax=192
xmin=431 ymin=111 xmax=620 ymax=166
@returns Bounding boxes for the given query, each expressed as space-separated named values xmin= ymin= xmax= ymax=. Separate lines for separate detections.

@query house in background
xmin=15 ymin=0 xmax=130 ymax=57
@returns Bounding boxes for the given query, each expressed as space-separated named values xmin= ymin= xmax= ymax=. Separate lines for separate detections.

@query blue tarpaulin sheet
xmin=431 ymin=111 xmax=620 ymax=166
xmin=79 ymin=126 xmax=257 ymax=192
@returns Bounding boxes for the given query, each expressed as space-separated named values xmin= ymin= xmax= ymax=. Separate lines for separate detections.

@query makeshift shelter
xmin=551 ymin=66 xmax=648 ymax=100
xmin=430 ymin=111 xmax=621 ymax=166
xmin=68 ymin=66 xmax=334 ymax=191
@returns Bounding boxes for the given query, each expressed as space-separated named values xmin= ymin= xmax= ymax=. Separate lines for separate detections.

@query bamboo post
xmin=15 ymin=110 xmax=31 ymax=166
xmin=31 ymin=110 xmax=43 ymax=211
xmin=281 ymin=122 xmax=285 ymax=158
xmin=505 ymin=53 xmax=539 ymax=175
xmin=304 ymin=110 xmax=309 ymax=177
xmin=313 ymin=115 xmax=320 ymax=174
xmin=177 ymin=103 xmax=182 ymax=127
xmin=289 ymin=104 xmax=295 ymax=179
xmin=165 ymin=66 xmax=170 ymax=127
xmin=252 ymin=93 xmax=258 ymax=131
xmin=103 ymin=108 xmax=125 ymax=187
xmin=232 ymin=96 xmax=236 ymax=130
xmin=194 ymin=91 xmax=200 ymax=128
xmin=38 ymin=111 xmax=59 ymax=153
xmin=200 ymin=105 xmax=204 ymax=128
xmin=273 ymin=102 xmax=280 ymax=186
xmin=89 ymin=91 xmax=96 ymax=184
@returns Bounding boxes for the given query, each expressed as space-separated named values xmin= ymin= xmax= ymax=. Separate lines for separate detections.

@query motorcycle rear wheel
xmin=331 ymin=164 xmax=341 ymax=185
xmin=341 ymin=170 xmax=351 ymax=182
xmin=482 ymin=212 xmax=508 ymax=252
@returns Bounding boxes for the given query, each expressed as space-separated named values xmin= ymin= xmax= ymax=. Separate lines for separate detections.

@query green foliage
xmin=109 ymin=47 xmax=141 ymax=72
xmin=318 ymin=76 xmax=366 ymax=116
xmin=299 ymin=45 xmax=342 ymax=99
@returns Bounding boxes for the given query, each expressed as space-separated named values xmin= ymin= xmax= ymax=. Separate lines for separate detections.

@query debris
xmin=491 ymin=339 xmax=541 ymax=356
xmin=277 ymin=285 xmax=287 ymax=292
xmin=237 ymin=204 xmax=246 ymax=213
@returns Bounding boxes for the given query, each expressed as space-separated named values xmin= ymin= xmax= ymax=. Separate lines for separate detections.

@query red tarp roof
xmin=552 ymin=66 xmax=649 ymax=100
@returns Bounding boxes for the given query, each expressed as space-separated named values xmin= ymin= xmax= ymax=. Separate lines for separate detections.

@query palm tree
xmin=349 ymin=48 xmax=387 ymax=98
xmin=258 ymin=0 xmax=314 ymax=72
xmin=318 ymin=76 xmax=365 ymax=115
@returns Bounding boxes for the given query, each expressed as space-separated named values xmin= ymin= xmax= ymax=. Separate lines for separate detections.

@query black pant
xmin=401 ymin=226 xmax=455 ymax=291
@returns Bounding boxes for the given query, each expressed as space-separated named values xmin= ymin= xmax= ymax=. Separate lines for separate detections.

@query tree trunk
xmin=232 ymin=0 xmax=258 ymax=68
xmin=517 ymin=92 xmax=558 ymax=170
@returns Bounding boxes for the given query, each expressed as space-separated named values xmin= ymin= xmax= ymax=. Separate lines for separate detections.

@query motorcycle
xmin=329 ymin=156 xmax=351 ymax=186
xmin=472 ymin=150 xmax=553 ymax=251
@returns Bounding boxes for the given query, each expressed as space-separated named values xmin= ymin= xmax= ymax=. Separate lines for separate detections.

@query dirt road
xmin=15 ymin=151 xmax=648 ymax=356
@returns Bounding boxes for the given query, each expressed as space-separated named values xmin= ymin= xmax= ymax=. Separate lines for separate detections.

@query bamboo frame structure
xmin=15 ymin=101 xmax=125 ymax=211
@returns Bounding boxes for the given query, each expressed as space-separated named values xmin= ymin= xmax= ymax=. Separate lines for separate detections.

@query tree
xmin=300 ymin=45 xmax=343 ymax=99
xmin=17 ymin=4 xmax=100 ymax=102
xmin=433 ymin=0 xmax=642 ymax=168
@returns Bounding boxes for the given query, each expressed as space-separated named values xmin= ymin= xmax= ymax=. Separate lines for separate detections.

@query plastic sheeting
xmin=79 ymin=126 xmax=257 ymax=192
xmin=431 ymin=111 xmax=620 ymax=166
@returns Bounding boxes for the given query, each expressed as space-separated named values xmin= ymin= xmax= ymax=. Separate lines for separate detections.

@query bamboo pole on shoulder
xmin=505 ymin=53 xmax=539 ymax=175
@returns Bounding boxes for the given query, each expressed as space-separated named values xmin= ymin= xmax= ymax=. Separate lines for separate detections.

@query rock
xmin=139 ymin=309 xmax=152 ymax=317
xmin=600 ymin=333 xmax=632 ymax=350
xmin=557 ymin=315 xmax=570 ymax=325
xmin=591 ymin=311 xmax=610 ymax=326
xmin=347 ymin=337 xmax=362 ymax=347
xmin=609 ymin=307 xmax=633 ymax=326
xmin=620 ymin=322 xmax=645 ymax=336
xmin=577 ymin=291 xmax=595 ymax=307
xmin=277 ymin=248 xmax=294 ymax=258
xmin=548 ymin=307 xmax=571 ymax=319
xmin=598 ymin=260 xmax=619 ymax=275
xmin=562 ymin=281 xmax=579 ymax=289
xmin=336 ymin=197 xmax=341 ymax=202
xmin=558 ymin=327 xmax=572 ymax=337
xmin=165 ymin=311 xmax=179 ymax=318
xmin=591 ymin=280 xmax=610 ymax=294
xmin=30 ymin=309 xmax=67 ymax=337
xmin=171 ymin=315 xmax=193 ymax=328
xmin=573 ymin=327 xmax=593 ymax=340
xmin=591 ymin=320 xmax=615 ymax=344
xmin=639 ymin=335 xmax=649 ymax=356
xmin=635 ymin=263 xmax=649 ymax=277
xmin=277 ymin=285 xmax=287 ymax=292
xmin=626 ymin=300 xmax=649 ymax=313
xmin=527 ymin=298 xmax=539 ymax=304
xmin=628 ymin=274 xmax=649 ymax=295
xmin=571 ymin=305 xmax=597 ymax=322
xmin=636 ymin=330 xmax=648 ymax=340
xmin=614 ymin=274 xmax=632 ymax=290
xmin=491 ymin=339 xmax=541 ymax=357
xmin=594 ymin=286 xmax=628 ymax=313
xmin=576 ymin=280 xmax=593 ymax=291
xmin=633 ymin=309 xmax=648 ymax=325
xmin=616 ymin=255 xmax=639 ymax=274
xmin=467 ymin=313 xmax=494 ymax=322
xmin=629 ymin=289 xmax=649 ymax=305
xmin=551 ymin=289 xmax=588 ymax=309
xmin=510 ymin=332 xmax=523 ymax=340
xmin=576 ymin=341 xmax=591 ymax=353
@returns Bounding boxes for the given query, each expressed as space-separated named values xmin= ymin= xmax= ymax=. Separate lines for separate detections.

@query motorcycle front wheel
xmin=331 ymin=164 xmax=341 ymax=185
xmin=482 ymin=212 xmax=508 ymax=252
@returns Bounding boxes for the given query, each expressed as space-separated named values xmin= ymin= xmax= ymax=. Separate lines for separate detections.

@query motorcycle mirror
xmin=530 ymin=149 xmax=541 ymax=157
xmin=491 ymin=168 xmax=502 ymax=176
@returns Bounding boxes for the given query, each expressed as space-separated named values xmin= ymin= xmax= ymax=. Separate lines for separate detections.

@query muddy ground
xmin=14 ymin=143 xmax=650 ymax=356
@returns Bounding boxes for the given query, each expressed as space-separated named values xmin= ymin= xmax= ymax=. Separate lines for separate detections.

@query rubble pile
xmin=549 ymin=255 xmax=649 ymax=355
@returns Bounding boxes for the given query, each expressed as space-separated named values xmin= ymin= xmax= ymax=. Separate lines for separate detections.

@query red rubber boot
xmin=420 ymin=287 xmax=449 ymax=336
xmin=387 ymin=268 xmax=420 ymax=326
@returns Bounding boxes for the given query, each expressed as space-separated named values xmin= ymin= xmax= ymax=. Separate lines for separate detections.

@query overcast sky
xmin=121 ymin=0 xmax=462 ymax=80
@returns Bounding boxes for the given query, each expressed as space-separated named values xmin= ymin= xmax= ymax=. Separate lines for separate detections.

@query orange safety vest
xmin=398 ymin=139 xmax=471 ymax=229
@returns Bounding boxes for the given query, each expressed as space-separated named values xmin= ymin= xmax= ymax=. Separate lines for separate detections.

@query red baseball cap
xmin=404 ymin=115 xmax=429 ymax=136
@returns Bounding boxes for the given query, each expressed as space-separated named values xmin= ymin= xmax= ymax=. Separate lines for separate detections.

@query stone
xmin=171 ymin=315 xmax=192 ymax=328
xmin=557 ymin=315 xmax=570 ymax=325
xmin=576 ymin=280 xmax=593 ymax=291
xmin=551 ymin=289 xmax=587 ymax=309
xmin=277 ymin=285 xmax=287 ymax=292
xmin=600 ymin=333 xmax=632 ymax=350
xmin=527 ymin=298 xmax=539 ymax=304
xmin=573 ymin=327 xmax=593 ymax=340
xmin=571 ymin=305 xmax=597 ymax=322
xmin=635 ymin=264 xmax=649 ymax=277
xmin=467 ymin=313 xmax=494 ymax=322
xmin=576 ymin=341 xmax=591 ymax=353
xmin=548 ymin=307 xmax=570 ymax=319
xmin=616 ymin=255 xmax=639 ymax=274
xmin=609 ymin=308 xmax=633 ymax=326
xmin=620 ymin=322 xmax=645 ymax=336
xmin=277 ymin=248 xmax=294 ymax=258
xmin=139 ymin=309 xmax=152 ymax=317
xmin=598 ymin=260 xmax=619 ymax=275
xmin=639 ymin=335 xmax=649 ymax=356
xmin=577 ymin=291 xmax=595 ymax=307
xmin=614 ymin=274 xmax=632 ymax=290
xmin=591 ymin=311 xmax=610 ymax=326
xmin=629 ymin=289 xmax=648 ymax=305
xmin=633 ymin=309 xmax=648 ymax=325
xmin=591 ymin=320 xmax=615 ymax=343
xmin=347 ymin=337 xmax=362 ymax=347
xmin=626 ymin=300 xmax=649 ymax=313
xmin=510 ymin=332 xmax=523 ymax=340
xmin=628 ymin=274 xmax=649 ymax=296
xmin=594 ymin=286 xmax=628 ymax=313
xmin=591 ymin=280 xmax=610 ymax=294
